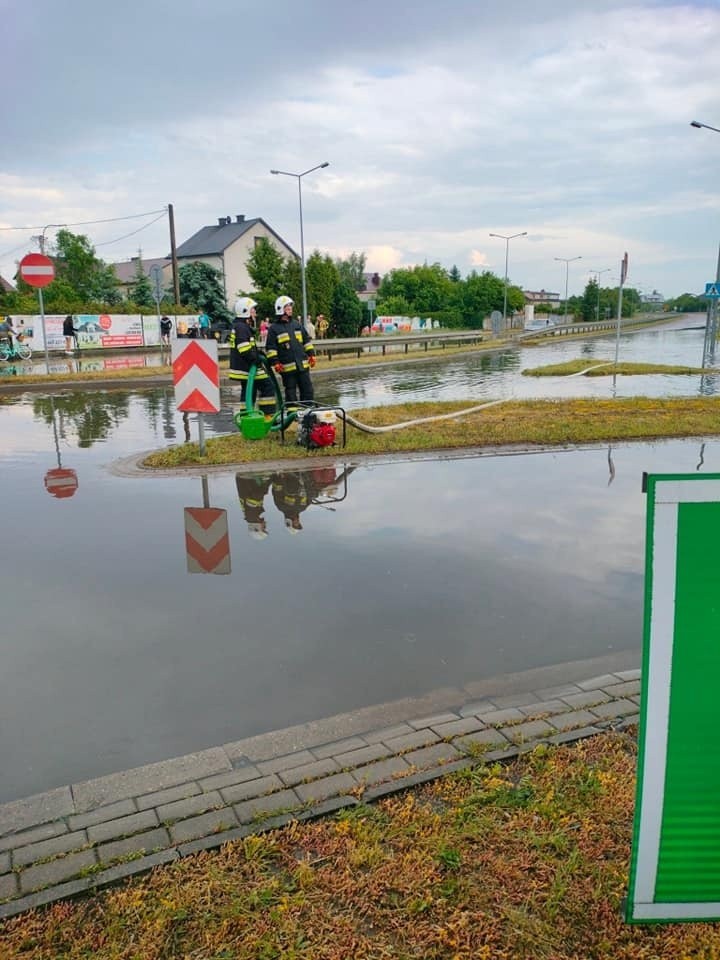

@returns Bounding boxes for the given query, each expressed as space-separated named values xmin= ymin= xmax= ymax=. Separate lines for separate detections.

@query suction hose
xmin=343 ymin=399 xmax=507 ymax=434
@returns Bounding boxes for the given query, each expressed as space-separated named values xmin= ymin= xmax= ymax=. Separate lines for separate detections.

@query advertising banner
xmin=13 ymin=314 xmax=178 ymax=351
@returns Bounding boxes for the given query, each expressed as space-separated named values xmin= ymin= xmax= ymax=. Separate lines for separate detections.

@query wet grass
xmin=144 ymin=396 xmax=720 ymax=468
xmin=5 ymin=732 xmax=720 ymax=958
xmin=523 ymin=359 xmax=712 ymax=377
xmin=0 ymin=364 xmax=173 ymax=386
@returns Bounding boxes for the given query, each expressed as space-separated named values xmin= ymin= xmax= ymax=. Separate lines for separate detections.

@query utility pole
xmin=168 ymin=203 xmax=180 ymax=306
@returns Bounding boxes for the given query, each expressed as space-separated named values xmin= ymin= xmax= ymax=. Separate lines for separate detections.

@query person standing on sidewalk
xmin=265 ymin=296 xmax=316 ymax=404
xmin=63 ymin=315 xmax=78 ymax=354
xmin=198 ymin=310 xmax=211 ymax=339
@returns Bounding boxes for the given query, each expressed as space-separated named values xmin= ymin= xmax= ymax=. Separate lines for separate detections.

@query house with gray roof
xmin=174 ymin=215 xmax=298 ymax=308
xmin=111 ymin=257 xmax=171 ymax=299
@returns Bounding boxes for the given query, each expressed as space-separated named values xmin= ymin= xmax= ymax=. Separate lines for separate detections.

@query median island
xmin=522 ymin=359 xmax=714 ymax=377
xmin=143 ymin=396 xmax=720 ymax=469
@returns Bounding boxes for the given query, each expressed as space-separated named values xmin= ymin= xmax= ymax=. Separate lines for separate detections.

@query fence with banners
xmin=9 ymin=314 xmax=171 ymax=352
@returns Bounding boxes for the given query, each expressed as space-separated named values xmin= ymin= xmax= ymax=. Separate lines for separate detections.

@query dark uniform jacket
xmin=236 ymin=475 xmax=271 ymax=523
xmin=229 ymin=318 xmax=266 ymax=381
xmin=265 ymin=318 xmax=315 ymax=372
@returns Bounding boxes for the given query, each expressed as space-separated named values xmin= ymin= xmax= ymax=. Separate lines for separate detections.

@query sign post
xmin=19 ymin=253 xmax=55 ymax=372
xmin=150 ymin=264 xmax=164 ymax=344
xmin=614 ymin=251 xmax=629 ymax=367
xmin=627 ymin=473 xmax=720 ymax=922
xmin=171 ymin=339 xmax=221 ymax=455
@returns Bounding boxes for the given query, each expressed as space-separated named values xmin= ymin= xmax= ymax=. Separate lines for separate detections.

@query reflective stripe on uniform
xmin=236 ymin=342 xmax=254 ymax=353
xmin=277 ymin=333 xmax=290 ymax=343
xmin=228 ymin=371 xmax=249 ymax=380
xmin=304 ymin=343 xmax=314 ymax=352
xmin=266 ymin=349 xmax=278 ymax=359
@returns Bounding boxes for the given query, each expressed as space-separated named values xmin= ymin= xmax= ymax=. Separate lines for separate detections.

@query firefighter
xmin=271 ymin=471 xmax=309 ymax=534
xmin=236 ymin=473 xmax=271 ymax=540
xmin=228 ymin=297 xmax=276 ymax=417
xmin=265 ymin=295 xmax=316 ymax=404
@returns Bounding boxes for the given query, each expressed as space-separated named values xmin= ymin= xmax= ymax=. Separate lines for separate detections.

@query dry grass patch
xmin=523 ymin=359 xmax=712 ymax=377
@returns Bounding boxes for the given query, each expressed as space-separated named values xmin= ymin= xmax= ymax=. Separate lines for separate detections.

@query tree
xmin=52 ymin=229 xmax=121 ymax=305
xmin=246 ymin=238 xmax=285 ymax=294
xmin=128 ymin=255 xmax=155 ymax=310
xmin=306 ymin=251 xmax=339 ymax=318
xmin=378 ymin=263 xmax=452 ymax=314
xmin=335 ymin=251 xmax=366 ymax=291
xmin=177 ymin=262 xmax=230 ymax=320
xmin=332 ymin=282 xmax=363 ymax=337
xmin=449 ymin=265 xmax=462 ymax=283
xmin=281 ymin=257 xmax=303 ymax=311
xmin=453 ymin=270 xmax=505 ymax=328
xmin=377 ymin=294 xmax=413 ymax=316
xmin=581 ymin=279 xmax=599 ymax=322
xmin=666 ymin=293 xmax=707 ymax=313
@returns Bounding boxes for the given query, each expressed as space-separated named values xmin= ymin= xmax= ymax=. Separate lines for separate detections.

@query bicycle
xmin=0 ymin=337 xmax=32 ymax=362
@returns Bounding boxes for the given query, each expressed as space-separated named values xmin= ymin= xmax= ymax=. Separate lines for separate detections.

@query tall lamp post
xmin=690 ymin=120 xmax=720 ymax=364
xmin=589 ymin=267 xmax=611 ymax=322
xmin=270 ymin=162 xmax=330 ymax=329
xmin=489 ymin=231 xmax=527 ymax=325
xmin=554 ymin=255 xmax=582 ymax=320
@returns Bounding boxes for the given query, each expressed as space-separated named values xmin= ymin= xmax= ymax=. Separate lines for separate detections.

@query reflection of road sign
xmin=172 ymin=340 xmax=220 ymax=413
xmin=184 ymin=507 xmax=231 ymax=574
xmin=19 ymin=253 xmax=55 ymax=288
xmin=627 ymin=473 xmax=720 ymax=923
xmin=621 ymin=251 xmax=629 ymax=285
xmin=44 ymin=467 xmax=78 ymax=499
xmin=705 ymin=282 xmax=720 ymax=298
xmin=150 ymin=264 xmax=164 ymax=302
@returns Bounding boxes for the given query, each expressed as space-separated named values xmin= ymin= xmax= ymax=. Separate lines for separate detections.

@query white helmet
xmin=234 ymin=296 xmax=257 ymax=318
xmin=275 ymin=295 xmax=293 ymax=316
xmin=247 ymin=522 xmax=268 ymax=541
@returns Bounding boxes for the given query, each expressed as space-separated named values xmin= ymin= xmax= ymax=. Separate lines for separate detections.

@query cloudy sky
xmin=3 ymin=0 xmax=720 ymax=298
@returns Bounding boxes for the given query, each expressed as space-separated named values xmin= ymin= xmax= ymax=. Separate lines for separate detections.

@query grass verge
xmin=4 ymin=732 xmax=720 ymax=958
xmin=523 ymin=359 xmax=713 ymax=377
xmin=144 ymin=396 xmax=720 ymax=468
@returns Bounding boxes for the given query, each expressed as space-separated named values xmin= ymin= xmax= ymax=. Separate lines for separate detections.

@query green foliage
xmin=305 ymin=250 xmax=339 ymax=318
xmin=129 ymin=258 xmax=155 ymax=310
xmin=579 ymin=281 xmax=641 ymax=322
xmin=666 ymin=292 xmax=707 ymax=313
xmin=335 ymin=251 xmax=366 ymax=291
xmin=426 ymin=307 xmax=464 ymax=328
xmin=52 ymin=229 xmax=121 ymax=305
xmin=379 ymin=263 xmax=451 ymax=313
xmin=281 ymin=257 xmax=303 ymax=310
xmin=449 ymin=264 xmax=462 ymax=283
xmin=178 ymin=262 xmax=230 ymax=321
xmin=581 ymin=279 xmax=599 ymax=322
xmin=332 ymin=281 xmax=363 ymax=337
xmin=377 ymin=294 xmax=413 ymax=316
xmin=246 ymin=238 xmax=285 ymax=294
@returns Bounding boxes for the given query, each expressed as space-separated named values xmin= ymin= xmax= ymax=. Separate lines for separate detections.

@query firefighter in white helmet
xmin=265 ymin=295 xmax=316 ymax=404
xmin=229 ymin=297 xmax=276 ymax=417
xmin=235 ymin=473 xmax=271 ymax=541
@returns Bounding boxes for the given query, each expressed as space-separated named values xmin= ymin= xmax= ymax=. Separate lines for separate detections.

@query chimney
xmin=236 ymin=215 xmax=245 ymax=223
xmin=217 ymin=217 xmax=226 ymax=226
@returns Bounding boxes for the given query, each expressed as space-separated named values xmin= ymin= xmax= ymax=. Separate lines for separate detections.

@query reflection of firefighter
xmin=229 ymin=297 xmax=276 ymax=417
xmin=271 ymin=466 xmax=355 ymax=533
xmin=236 ymin=473 xmax=272 ymax=540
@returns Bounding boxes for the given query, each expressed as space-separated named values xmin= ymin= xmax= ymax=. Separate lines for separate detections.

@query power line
xmin=0 ymin=207 xmax=168 ymax=232
xmin=94 ymin=211 xmax=168 ymax=249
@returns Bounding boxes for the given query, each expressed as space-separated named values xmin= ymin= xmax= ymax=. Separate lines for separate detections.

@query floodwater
xmin=0 ymin=318 xmax=716 ymax=802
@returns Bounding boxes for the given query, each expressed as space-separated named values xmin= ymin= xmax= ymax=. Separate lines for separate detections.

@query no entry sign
xmin=19 ymin=253 xmax=55 ymax=289
xmin=44 ymin=467 xmax=78 ymax=499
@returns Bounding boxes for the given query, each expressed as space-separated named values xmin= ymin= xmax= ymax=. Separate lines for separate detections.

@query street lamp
xmin=589 ymin=267 xmax=612 ymax=323
xmin=691 ymin=120 xmax=720 ymax=134
xmin=554 ymin=255 xmax=582 ymax=320
xmin=270 ymin=162 xmax=330 ymax=329
xmin=489 ymin=231 xmax=527 ymax=325
xmin=690 ymin=121 xmax=720 ymax=364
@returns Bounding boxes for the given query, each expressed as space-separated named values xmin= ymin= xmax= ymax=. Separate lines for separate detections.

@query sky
xmin=2 ymin=0 xmax=720 ymax=299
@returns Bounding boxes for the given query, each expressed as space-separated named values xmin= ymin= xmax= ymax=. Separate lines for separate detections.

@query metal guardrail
xmin=514 ymin=314 xmax=668 ymax=342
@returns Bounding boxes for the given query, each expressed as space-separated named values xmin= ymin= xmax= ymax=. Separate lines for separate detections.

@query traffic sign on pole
xmin=172 ymin=340 xmax=220 ymax=413
xmin=150 ymin=264 xmax=164 ymax=304
xmin=19 ymin=253 xmax=55 ymax=288
xmin=184 ymin=507 xmax=231 ymax=574
xmin=44 ymin=467 xmax=78 ymax=499
xmin=627 ymin=473 xmax=720 ymax=923
xmin=704 ymin=282 xmax=720 ymax=298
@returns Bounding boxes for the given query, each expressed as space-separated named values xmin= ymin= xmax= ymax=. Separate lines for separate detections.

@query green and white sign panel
xmin=627 ymin=473 xmax=720 ymax=923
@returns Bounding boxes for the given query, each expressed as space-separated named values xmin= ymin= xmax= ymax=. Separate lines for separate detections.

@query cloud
xmin=470 ymin=250 xmax=490 ymax=267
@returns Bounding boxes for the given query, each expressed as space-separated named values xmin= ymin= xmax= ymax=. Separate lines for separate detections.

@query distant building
xmin=523 ymin=289 xmax=561 ymax=308
xmin=641 ymin=290 xmax=665 ymax=305
xmin=111 ymin=257 xmax=171 ymax=300
xmin=174 ymin=215 xmax=297 ymax=309
xmin=0 ymin=275 xmax=15 ymax=294
xmin=356 ymin=271 xmax=382 ymax=303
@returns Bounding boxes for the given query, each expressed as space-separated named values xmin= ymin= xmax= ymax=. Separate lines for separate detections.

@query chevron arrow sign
xmin=184 ymin=507 xmax=231 ymax=574
xmin=172 ymin=340 xmax=221 ymax=413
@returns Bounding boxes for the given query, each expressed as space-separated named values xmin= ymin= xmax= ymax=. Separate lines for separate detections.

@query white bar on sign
xmin=21 ymin=266 xmax=54 ymax=275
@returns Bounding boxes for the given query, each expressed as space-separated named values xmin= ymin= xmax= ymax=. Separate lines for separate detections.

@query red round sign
xmin=19 ymin=253 xmax=55 ymax=289
xmin=44 ymin=467 xmax=78 ymax=499
xmin=99 ymin=314 xmax=112 ymax=331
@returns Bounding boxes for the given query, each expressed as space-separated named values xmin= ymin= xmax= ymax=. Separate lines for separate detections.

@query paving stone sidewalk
xmin=0 ymin=670 xmax=640 ymax=920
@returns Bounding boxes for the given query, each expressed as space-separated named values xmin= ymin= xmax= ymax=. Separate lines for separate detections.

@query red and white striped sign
xmin=19 ymin=253 xmax=55 ymax=288
xmin=44 ymin=467 xmax=78 ymax=499
xmin=184 ymin=507 xmax=231 ymax=574
xmin=172 ymin=340 xmax=220 ymax=413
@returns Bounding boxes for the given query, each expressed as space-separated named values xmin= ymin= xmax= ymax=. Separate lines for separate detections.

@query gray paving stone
xmin=19 ymin=849 xmax=97 ymax=894
xmin=560 ymin=690 xmax=613 ymax=710
xmin=362 ymin=722 xmax=414 ymax=745
xmin=455 ymin=729 xmax=511 ymax=752
xmin=0 ymin=852 xmax=9 ymax=875
xmin=602 ymin=680 xmax=641 ymax=698
xmin=550 ymin=710 xmax=598 ymax=732
xmin=431 ymin=716 xmax=486 ymax=739
xmin=0 ymin=872 xmax=18 ymax=901
xmin=234 ymin=789 xmax=301 ymax=824
xmin=505 ymin=719 xmax=556 ymax=743
xmin=335 ymin=743 xmax=390 ymax=769
xmin=279 ymin=758 xmax=340 ymax=788
xmin=534 ymin=683 xmax=582 ymax=700
xmin=169 ymin=809 xmax=239 ymax=844
xmin=458 ymin=699 xmax=498 ymax=718
xmin=198 ymin=767 xmax=262 ymax=792
xmin=0 ymin=787 xmax=74 ymax=837
xmin=295 ymin=774 xmax=357 ymax=804
xmin=548 ymin=726 xmax=602 ymax=746
xmin=403 ymin=742 xmax=463 ymax=768
xmin=362 ymin=759 xmax=471 ymax=803
xmin=383 ymin=729 xmax=440 ymax=754
xmin=479 ymin=707 xmax=525 ymax=727
xmin=491 ymin=692 xmax=538 ymax=708
xmin=353 ymin=756 xmax=411 ymax=786
xmin=615 ymin=669 xmax=641 ymax=682
xmin=577 ymin=674 xmax=620 ymax=691
xmin=68 ymin=799 xmax=137 ymax=831
xmin=72 ymin=747 xmax=232 ymax=813
xmin=220 ymin=774 xmax=283 ymax=805
xmin=98 ymin=828 xmax=172 ymax=864
xmin=257 ymin=750 xmax=316 ymax=775
xmin=137 ymin=782 xmax=201 ymax=811
xmin=0 ymin=821 xmax=68 ymax=854
xmin=590 ymin=699 xmax=638 ymax=721
xmin=87 ymin=810 xmax=159 ymax=845
xmin=311 ymin=737 xmax=367 ymax=760
xmin=408 ymin=712 xmax=459 ymax=730
xmin=518 ymin=700 xmax=567 ymax=718
xmin=157 ymin=791 xmax=223 ymax=823
xmin=13 ymin=830 xmax=89 ymax=868
xmin=177 ymin=826 xmax=252 ymax=857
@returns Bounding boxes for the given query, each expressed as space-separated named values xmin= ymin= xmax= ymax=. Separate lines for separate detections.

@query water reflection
xmin=33 ymin=391 xmax=132 ymax=448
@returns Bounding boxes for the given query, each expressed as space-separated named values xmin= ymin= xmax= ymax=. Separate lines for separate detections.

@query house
xmin=174 ymin=215 xmax=298 ymax=308
xmin=523 ymin=289 xmax=561 ymax=308
xmin=641 ymin=290 xmax=665 ymax=305
xmin=356 ymin=271 xmax=382 ymax=303
xmin=111 ymin=257 xmax=172 ymax=299
xmin=0 ymin=275 xmax=15 ymax=294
